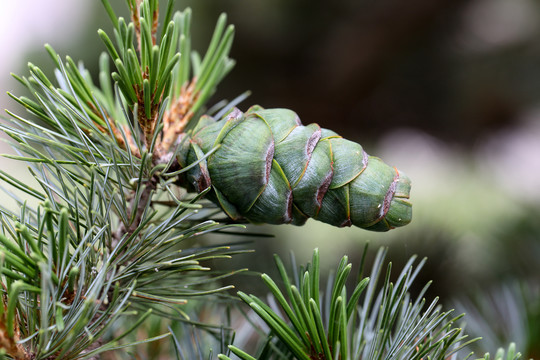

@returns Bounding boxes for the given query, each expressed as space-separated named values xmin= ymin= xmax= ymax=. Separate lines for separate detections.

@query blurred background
xmin=1 ymin=0 xmax=539 ymax=357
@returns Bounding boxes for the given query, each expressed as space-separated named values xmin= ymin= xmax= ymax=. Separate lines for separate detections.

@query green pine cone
xmin=177 ymin=106 xmax=412 ymax=231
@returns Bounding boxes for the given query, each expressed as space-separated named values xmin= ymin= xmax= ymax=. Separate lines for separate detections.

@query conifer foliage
xmin=1 ymin=1 xmax=242 ymax=358
xmin=0 ymin=0 xmax=526 ymax=359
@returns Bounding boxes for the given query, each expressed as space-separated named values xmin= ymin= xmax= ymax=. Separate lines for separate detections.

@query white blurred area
xmin=456 ymin=0 xmax=539 ymax=53
xmin=0 ymin=1 xmax=93 ymax=209
xmin=0 ymin=1 xmax=92 ymax=113
xmin=477 ymin=111 xmax=540 ymax=202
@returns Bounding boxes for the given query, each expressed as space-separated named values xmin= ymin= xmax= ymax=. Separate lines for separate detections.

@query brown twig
xmin=112 ymin=176 xmax=157 ymax=250
xmin=0 ymin=303 xmax=29 ymax=360
xmin=136 ymin=95 xmax=154 ymax=149
xmin=130 ymin=0 xmax=143 ymax=53
xmin=151 ymin=2 xmax=159 ymax=46
xmin=156 ymin=78 xmax=198 ymax=156
xmin=87 ymin=103 xmax=142 ymax=159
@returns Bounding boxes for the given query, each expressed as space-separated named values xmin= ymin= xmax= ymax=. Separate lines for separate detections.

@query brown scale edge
xmin=374 ymin=167 xmax=400 ymax=229
xmin=313 ymin=137 xmax=336 ymax=219
xmin=190 ymin=141 xmax=212 ymax=192
xmin=243 ymin=138 xmax=277 ymax=215
xmin=264 ymin=141 xmax=275 ymax=184
xmin=284 ymin=188 xmax=294 ymax=223
xmin=288 ymin=125 xmax=328 ymax=221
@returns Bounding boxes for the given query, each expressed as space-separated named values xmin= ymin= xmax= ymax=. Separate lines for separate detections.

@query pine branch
xmin=479 ymin=343 xmax=525 ymax=360
xmin=222 ymin=247 xmax=474 ymax=360
xmin=0 ymin=1 xmax=244 ymax=358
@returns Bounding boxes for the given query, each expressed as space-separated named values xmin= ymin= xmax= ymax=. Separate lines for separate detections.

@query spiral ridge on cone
xmin=178 ymin=106 xmax=412 ymax=231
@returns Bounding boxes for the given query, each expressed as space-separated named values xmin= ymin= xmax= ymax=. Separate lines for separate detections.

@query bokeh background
xmin=1 ymin=0 xmax=539 ymax=357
